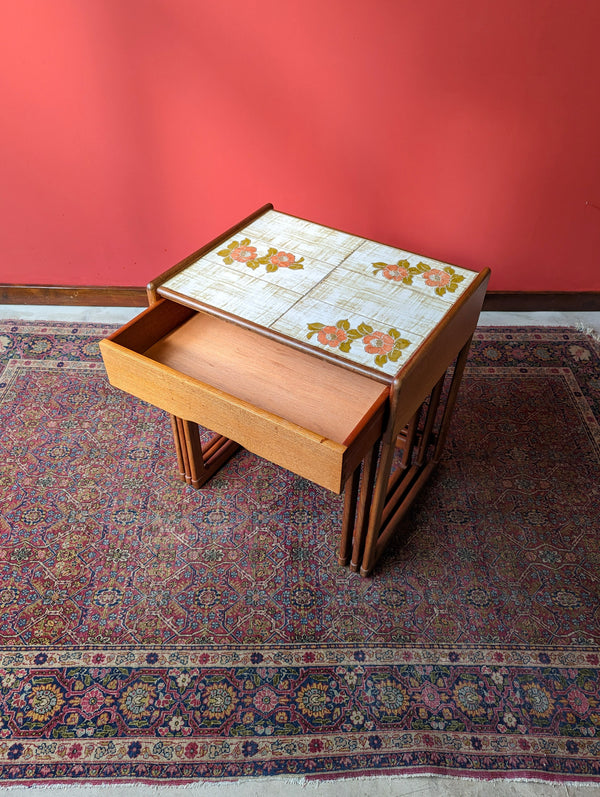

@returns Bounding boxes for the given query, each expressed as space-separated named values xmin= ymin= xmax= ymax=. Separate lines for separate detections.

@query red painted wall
xmin=1 ymin=0 xmax=600 ymax=291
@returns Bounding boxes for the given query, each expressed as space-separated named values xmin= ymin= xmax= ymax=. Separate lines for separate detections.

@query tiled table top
xmin=160 ymin=210 xmax=478 ymax=378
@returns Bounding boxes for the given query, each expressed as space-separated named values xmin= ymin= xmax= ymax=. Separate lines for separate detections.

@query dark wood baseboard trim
xmin=1 ymin=285 xmax=599 ymax=312
xmin=0 ymin=285 xmax=148 ymax=306
xmin=483 ymin=291 xmax=600 ymax=312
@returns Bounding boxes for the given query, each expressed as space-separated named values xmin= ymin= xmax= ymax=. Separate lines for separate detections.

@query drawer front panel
xmin=100 ymin=339 xmax=349 ymax=492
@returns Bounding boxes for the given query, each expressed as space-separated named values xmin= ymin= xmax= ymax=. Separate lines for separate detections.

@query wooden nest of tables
xmin=100 ymin=204 xmax=490 ymax=576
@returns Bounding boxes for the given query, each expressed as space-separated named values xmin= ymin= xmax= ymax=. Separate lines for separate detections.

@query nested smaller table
xmin=100 ymin=204 xmax=489 ymax=575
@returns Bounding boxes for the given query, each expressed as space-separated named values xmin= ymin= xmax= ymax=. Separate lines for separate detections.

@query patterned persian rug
xmin=0 ymin=320 xmax=599 ymax=786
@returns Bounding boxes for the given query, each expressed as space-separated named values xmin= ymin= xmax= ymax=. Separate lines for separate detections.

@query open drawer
xmin=99 ymin=299 xmax=390 ymax=493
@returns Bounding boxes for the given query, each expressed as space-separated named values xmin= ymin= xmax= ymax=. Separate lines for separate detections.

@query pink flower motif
xmin=253 ymin=687 xmax=278 ymax=713
xmin=421 ymin=685 xmax=442 ymax=711
xmin=317 ymin=326 xmax=348 ymax=348
xmin=568 ymin=688 xmax=590 ymax=715
xmin=270 ymin=251 xmax=296 ymax=268
xmin=422 ymin=269 xmax=451 ymax=287
xmin=185 ymin=742 xmax=199 ymax=758
xmin=383 ymin=263 xmax=409 ymax=281
xmin=363 ymin=331 xmax=394 ymax=355
xmin=80 ymin=686 xmax=105 ymax=716
xmin=68 ymin=743 xmax=83 ymax=759
xmin=230 ymin=245 xmax=257 ymax=262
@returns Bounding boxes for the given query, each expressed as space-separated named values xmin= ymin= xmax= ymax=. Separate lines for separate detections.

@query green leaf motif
xmin=265 ymin=263 xmax=278 ymax=273
xmin=357 ymin=323 xmax=373 ymax=335
xmin=240 ymin=238 xmax=251 ymax=247
xmin=339 ymin=341 xmax=351 ymax=353
xmin=388 ymin=349 xmax=402 ymax=362
xmin=289 ymin=263 xmax=303 ymax=270
xmin=375 ymin=354 xmax=388 ymax=368
xmin=337 ymin=319 xmax=350 ymax=331
xmin=389 ymin=328 xmax=400 ymax=340
xmin=307 ymin=323 xmax=325 ymax=331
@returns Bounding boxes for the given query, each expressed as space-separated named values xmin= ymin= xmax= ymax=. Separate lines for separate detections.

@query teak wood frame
xmin=100 ymin=204 xmax=490 ymax=576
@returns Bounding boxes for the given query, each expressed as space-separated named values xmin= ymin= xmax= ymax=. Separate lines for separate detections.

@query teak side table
xmin=100 ymin=204 xmax=490 ymax=575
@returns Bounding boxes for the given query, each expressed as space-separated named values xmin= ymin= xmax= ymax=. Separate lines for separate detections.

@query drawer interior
xmin=139 ymin=302 xmax=388 ymax=445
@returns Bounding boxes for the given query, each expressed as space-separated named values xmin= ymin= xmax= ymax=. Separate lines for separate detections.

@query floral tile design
xmin=217 ymin=238 xmax=305 ymax=273
xmin=372 ymin=259 xmax=464 ymax=296
xmin=160 ymin=209 xmax=478 ymax=376
xmin=307 ymin=320 xmax=411 ymax=369
xmin=342 ymin=240 xmax=475 ymax=303
xmin=273 ymin=296 xmax=421 ymax=376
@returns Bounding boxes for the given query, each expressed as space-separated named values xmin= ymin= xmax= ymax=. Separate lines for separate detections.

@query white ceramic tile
xmin=305 ymin=266 xmax=450 ymax=338
xmin=163 ymin=260 xmax=300 ymax=327
xmin=191 ymin=245 xmax=334 ymax=297
xmin=244 ymin=210 xmax=365 ymax=266
xmin=273 ymin=296 xmax=423 ymax=376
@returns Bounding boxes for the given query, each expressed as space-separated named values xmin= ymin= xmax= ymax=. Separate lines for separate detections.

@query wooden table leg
xmin=359 ymin=336 xmax=474 ymax=577
xmin=179 ymin=419 xmax=241 ymax=489
xmin=176 ymin=416 xmax=193 ymax=485
xmin=349 ymin=439 xmax=382 ymax=572
xmin=170 ymin=414 xmax=187 ymax=483
xmin=338 ymin=465 xmax=361 ymax=566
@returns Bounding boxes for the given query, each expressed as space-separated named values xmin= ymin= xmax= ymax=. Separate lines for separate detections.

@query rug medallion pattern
xmin=0 ymin=322 xmax=599 ymax=783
